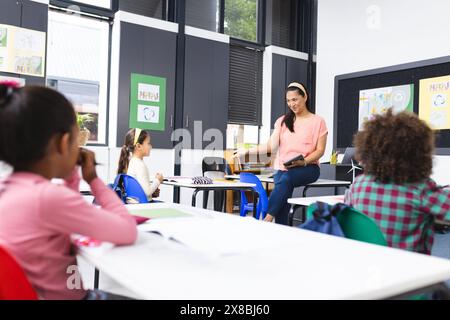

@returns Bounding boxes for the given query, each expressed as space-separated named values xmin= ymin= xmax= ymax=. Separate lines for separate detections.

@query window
xmin=186 ymin=0 xmax=220 ymax=32
xmin=228 ymin=44 xmax=263 ymax=126
xmin=270 ymin=0 xmax=299 ymax=50
xmin=70 ymin=0 xmax=111 ymax=9
xmin=224 ymin=0 xmax=258 ymax=42
xmin=118 ymin=0 xmax=165 ymax=19
xmin=46 ymin=10 xmax=110 ymax=144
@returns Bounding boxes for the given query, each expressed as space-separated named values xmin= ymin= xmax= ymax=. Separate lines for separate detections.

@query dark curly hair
xmin=353 ymin=109 xmax=434 ymax=184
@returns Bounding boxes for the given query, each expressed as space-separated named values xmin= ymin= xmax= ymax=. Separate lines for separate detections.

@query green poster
xmin=129 ymin=73 xmax=166 ymax=131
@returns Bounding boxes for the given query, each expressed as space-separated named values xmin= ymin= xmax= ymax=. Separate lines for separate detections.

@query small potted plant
xmin=76 ymin=113 xmax=94 ymax=146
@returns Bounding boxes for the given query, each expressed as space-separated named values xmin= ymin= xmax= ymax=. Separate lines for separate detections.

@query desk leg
xmin=289 ymin=204 xmax=301 ymax=226
xmin=94 ymin=268 xmax=99 ymax=290
xmin=251 ymin=189 xmax=258 ymax=218
xmin=173 ymin=186 xmax=180 ymax=203
xmin=192 ymin=189 xmax=200 ymax=207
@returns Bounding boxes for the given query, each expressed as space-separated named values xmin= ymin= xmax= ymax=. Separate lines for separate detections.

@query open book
xmin=137 ymin=215 xmax=277 ymax=257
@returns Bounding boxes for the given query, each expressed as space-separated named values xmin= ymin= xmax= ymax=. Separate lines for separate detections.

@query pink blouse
xmin=0 ymin=169 xmax=137 ymax=300
xmin=273 ymin=114 xmax=328 ymax=171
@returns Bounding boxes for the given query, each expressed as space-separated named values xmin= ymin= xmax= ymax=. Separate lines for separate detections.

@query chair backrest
xmin=0 ymin=246 xmax=38 ymax=300
xmin=239 ymin=172 xmax=269 ymax=213
xmin=306 ymin=205 xmax=388 ymax=246
xmin=115 ymin=174 xmax=149 ymax=204
xmin=341 ymin=147 xmax=356 ymax=164
xmin=202 ymin=157 xmax=232 ymax=175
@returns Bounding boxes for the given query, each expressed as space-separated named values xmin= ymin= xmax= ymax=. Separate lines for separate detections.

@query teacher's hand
xmin=284 ymin=159 xmax=306 ymax=169
xmin=233 ymin=148 xmax=247 ymax=159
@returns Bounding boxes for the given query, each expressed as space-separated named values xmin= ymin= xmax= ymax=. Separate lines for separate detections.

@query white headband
xmin=287 ymin=82 xmax=307 ymax=95
xmin=133 ymin=128 xmax=142 ymax=146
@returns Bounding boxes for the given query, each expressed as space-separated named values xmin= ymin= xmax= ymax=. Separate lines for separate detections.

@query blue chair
xmin=113 ymin=174 xmax=149 ymax=204
xmin=239 ymin=172 xmax=268 ymax=220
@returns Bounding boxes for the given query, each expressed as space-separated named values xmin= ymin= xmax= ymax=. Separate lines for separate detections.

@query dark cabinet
xmin=270 ymin=53 xmax=308 ymax=127
xmin=116 ymin=22 xmax=177 ymax=148
xmin=183 ymin=35 xmax=229 ymax=150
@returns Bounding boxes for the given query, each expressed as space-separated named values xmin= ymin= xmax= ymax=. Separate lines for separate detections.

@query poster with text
xmin=359 ymin=84 xmax=414 ymax=129
xmin=0 ymin=24 xmax=46 ymax=77
xmin=419 ymin=75 xmax=450 ymax=130
xmin=129 ymin=73 xmax=166 ymax=131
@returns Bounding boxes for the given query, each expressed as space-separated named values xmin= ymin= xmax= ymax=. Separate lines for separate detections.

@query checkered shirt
xmin=344 ymin=174 xmax=450 ymax=254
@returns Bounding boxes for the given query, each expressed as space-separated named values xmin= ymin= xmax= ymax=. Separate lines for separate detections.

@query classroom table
xmin=162 ymin=178 xmax=258 ymax=216
xmin=78 ymin=202 xmax=450 ymax=300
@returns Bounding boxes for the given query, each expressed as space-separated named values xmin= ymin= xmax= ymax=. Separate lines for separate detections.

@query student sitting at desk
xmin=345 ymin=110 xmax=450 ymax=254
xmin=0 ymin=84 xmax=137 ymax=299
xmin=118 ymin=128 xmax=164 ymax=202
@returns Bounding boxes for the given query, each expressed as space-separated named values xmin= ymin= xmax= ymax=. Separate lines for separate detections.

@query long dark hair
xmin=282 ymin=82 xmax=312 ymax=133
xmin=117 ymin=128 xmax=149 ymax=174
xmin=0 ymin=84 xmax=76 ymax=171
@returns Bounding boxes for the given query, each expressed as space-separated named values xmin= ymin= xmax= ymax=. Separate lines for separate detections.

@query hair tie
xmin=0 ymin=81 xmax=20 ymax=106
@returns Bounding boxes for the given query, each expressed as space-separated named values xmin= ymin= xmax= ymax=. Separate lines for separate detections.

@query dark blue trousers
xmin=268 ymin=165 xmax=320 ymax=225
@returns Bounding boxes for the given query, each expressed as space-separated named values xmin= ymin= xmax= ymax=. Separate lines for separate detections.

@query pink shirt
xmin=0 ymin=170 xmax=137 ymax=300
xmin=273 ymin=114 xmax=328 ymax=171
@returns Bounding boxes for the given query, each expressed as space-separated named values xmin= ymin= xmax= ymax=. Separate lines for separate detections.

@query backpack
xmin=109 ymin=175 xmax=127 ymax=203
xmin=298 ymin=201 xmax=346 ymax=237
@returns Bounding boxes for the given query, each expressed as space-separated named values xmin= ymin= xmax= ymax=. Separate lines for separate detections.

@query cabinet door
xmin=116 ymin=22 xmax=177 ymax=148
xmin=184 ymin=35 xmax=228 ymax=150
xmin=20 ymin=0 xmax=48 ymax=85
xmin=271 ymin=54 xmax=308 ymax=128
xmin=0 ymin=0 xmax=21 ymax=27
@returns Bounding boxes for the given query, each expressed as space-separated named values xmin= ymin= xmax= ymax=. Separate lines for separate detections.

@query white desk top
xmin=78 ymin=202 xmax=450 ymax=300
xmin=225 ymin=175 xmax=351 ymax=187
xmin=225 ymin=174 xmax=274 ymax=183
xmin=162 ymin=178 xmax=255 ymax=189
xmin=288 ymin=195 xmax=345 ymax=206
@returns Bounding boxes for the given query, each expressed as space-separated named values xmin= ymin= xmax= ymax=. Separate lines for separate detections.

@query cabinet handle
xmin=170 ymin=115 xmax=173 ymax=128
xmin=185 ymin=115 xmax=189 ymax=128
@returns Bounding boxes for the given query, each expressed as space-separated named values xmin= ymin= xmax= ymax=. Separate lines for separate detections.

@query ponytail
xmin=117 ymin=145 xmax=130 ymax=174
xmin=117 ymin=128 xmax=149 ymax=174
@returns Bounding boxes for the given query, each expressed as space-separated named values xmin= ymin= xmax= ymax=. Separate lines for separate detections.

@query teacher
xmin=236 ymin=82 xmax=328 ymax=225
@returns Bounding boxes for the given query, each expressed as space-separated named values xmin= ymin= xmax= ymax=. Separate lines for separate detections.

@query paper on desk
xmin=127 ymin=207 xmax=193 ymax=219
xmin=137 ymin=216 xmax=276 ymax=257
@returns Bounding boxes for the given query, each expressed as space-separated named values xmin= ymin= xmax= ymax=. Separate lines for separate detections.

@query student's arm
xmin=134 ymin=160 xmax=160 ymax=197
xmin=421 ymin=181 xmax=450 ymax=221
xmin=40 ymin=181 xmax=137 ymax=245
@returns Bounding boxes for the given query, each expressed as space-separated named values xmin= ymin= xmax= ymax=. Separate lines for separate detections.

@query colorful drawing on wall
xmin=419 ymin=75 xmax=450 ymax=130
xmin=358 ymin=84 xmax=414 ymax=129
xmin=0 ymin=27 xmax=7 ymax=47
xmin=0 ymin=23 xmax=46 ymax=77
xmin=129 ymin=73 xmax=166 ymax=131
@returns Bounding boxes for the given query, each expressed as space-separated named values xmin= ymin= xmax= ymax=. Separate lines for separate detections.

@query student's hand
xmin=264 ymin=214 xmax=274 ymax=222
xmin=78 ymin=148 xmax=98 ymax=184
xmin=152 ymin=188 xmax=160 ymax=198
xmin=233 ymin=148 xmax=247 ymax=159
xmin=155 ymin=173 xmax=164 ymax=183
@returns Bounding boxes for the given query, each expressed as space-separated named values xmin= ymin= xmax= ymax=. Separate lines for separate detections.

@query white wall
xmin=316 ymin=0 xmax=450 ymax=184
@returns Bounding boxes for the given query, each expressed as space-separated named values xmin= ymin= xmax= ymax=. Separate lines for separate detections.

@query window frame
xmin=46 ymin=6 xmax=113 ymax=146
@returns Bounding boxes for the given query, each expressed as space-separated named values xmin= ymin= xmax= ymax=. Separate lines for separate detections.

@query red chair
xmin=0 ymin=246 xmax=38 ymax=300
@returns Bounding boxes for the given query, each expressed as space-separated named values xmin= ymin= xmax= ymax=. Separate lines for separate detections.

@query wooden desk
xmin=78 ymin=202 xmax=450 ymax=299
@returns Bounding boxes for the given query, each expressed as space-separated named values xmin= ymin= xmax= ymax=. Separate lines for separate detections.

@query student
xmin=118 ymin=128 xmax=163 ymax=202
xmin=345 ymin=109 xmax=450 ymax=254
xmin=0 ymin=83 xmax=137 ymax=299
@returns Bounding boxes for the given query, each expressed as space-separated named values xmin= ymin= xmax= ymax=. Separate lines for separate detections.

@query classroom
xmin=0 ymin=0 xmax=450 ymax=304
